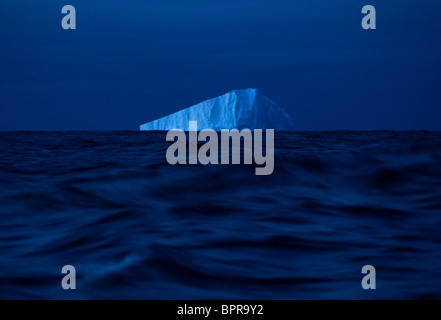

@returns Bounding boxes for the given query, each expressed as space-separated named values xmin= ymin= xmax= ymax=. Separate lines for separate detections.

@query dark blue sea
xmin=0 ymin=131 xmax=440 ymax=299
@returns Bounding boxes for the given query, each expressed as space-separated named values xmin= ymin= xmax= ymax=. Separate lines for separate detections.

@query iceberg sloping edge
xmin=140 ymin=88 xmax=293 ymax=131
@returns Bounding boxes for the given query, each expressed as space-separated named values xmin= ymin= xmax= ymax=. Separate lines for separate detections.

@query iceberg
xmin=140 ymin=88 xmax=293 ymax=131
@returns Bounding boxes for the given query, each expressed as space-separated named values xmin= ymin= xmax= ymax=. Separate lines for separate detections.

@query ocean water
xmin=0 ymin=131 xmax=440 ymax=299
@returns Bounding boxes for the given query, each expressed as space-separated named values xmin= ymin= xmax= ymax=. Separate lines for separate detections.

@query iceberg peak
xmin=140 ymin=88 xmax=293 ymax=131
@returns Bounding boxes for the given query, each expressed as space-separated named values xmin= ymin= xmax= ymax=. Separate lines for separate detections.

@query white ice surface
xmin=140 ymin=88 xmax=293 ymax=131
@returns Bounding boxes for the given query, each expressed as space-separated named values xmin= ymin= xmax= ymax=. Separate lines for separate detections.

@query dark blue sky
xmin=1 ymin=0 xmax=440 ymax=130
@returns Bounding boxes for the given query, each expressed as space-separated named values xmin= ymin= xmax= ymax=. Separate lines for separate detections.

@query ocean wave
xmin=0 ymin=131 xmax=440 ymax=299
